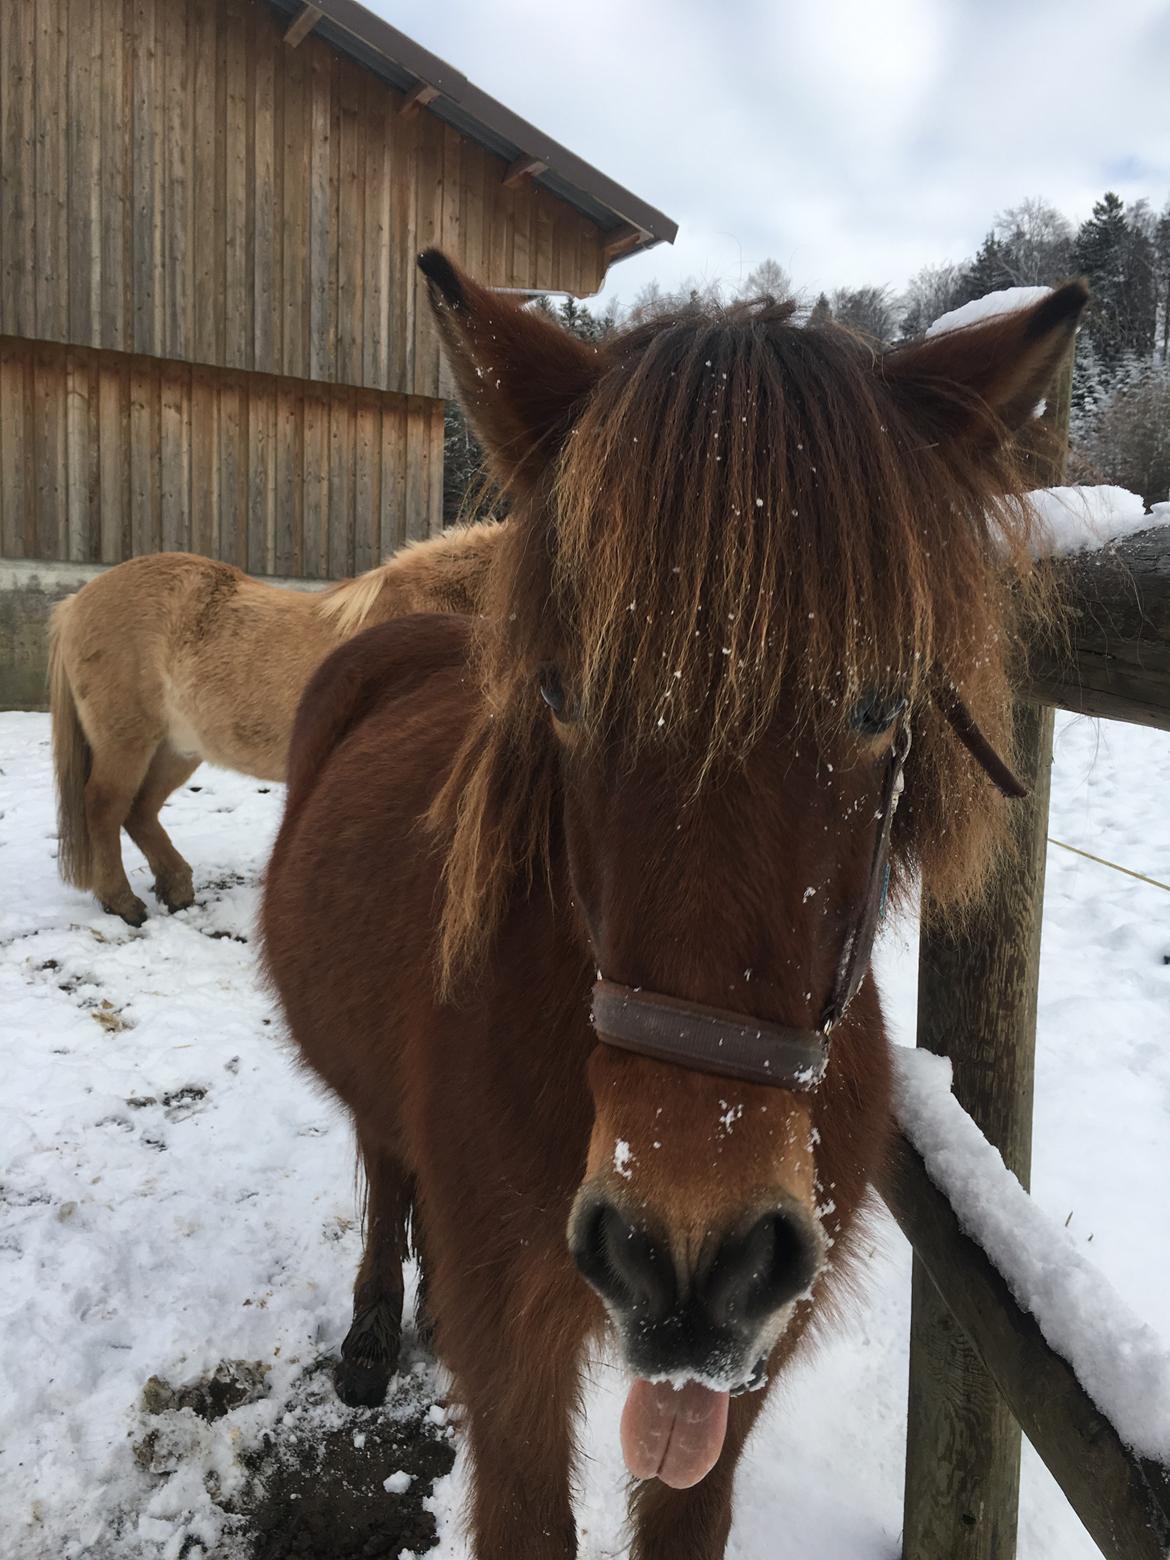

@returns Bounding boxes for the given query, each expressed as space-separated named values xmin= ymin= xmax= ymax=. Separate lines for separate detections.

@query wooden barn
xmin=0 ymin=0 xmax=674 ymax=589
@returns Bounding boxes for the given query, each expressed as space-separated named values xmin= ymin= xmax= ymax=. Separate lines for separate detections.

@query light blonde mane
xmin=315 ymin=563 xmax=398 ymax=638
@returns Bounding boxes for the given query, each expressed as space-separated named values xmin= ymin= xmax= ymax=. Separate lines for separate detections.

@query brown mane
xmin=432 ymin=299 xmax=1054 ymax=991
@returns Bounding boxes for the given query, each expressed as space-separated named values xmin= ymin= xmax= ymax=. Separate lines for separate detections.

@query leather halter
xmin=591 ymin=695 xmax=1026 ymax=1092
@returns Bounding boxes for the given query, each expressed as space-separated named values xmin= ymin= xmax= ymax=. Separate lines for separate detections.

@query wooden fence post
xmin=901 ymin=346 xmax=1074 ymax=1560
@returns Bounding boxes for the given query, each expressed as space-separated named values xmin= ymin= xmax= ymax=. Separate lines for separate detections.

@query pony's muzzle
xmin=569 ymin=1193 xmax=822 ymax=1373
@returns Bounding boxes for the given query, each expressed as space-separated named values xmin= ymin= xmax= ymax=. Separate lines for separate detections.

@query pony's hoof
xmin=334 ymin=1356 xmax=391 ymax=1408
xmin=156 ymin=880 xmax=195 ymax=913
xmin=103 ymin=896 xmax=148 ymax=927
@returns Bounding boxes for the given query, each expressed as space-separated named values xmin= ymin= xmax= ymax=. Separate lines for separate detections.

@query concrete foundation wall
xmin=0 ymin=558 xmax=328 ymax=711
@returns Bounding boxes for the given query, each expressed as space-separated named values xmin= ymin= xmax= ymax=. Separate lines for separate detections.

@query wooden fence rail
xmin=881 ymin=1137 xmax=1170 ymax=1560
xmin=1025 ymin=523 xmax=1170 ymax=734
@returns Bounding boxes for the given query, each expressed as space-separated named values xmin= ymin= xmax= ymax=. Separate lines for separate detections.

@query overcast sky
xmin=369 ymin=0 xmax=1170 ymax=311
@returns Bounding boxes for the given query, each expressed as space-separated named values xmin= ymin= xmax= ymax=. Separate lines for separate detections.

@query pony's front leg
xmin=628 ymin=1385 xmax=772 ymax=1560
xmin=335 ymin=1140 xmax=412 ymax=1408
xmin=450 ymin=1264 xmax=589 ymax=1560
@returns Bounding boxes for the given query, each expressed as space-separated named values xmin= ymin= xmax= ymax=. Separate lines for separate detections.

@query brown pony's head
xmin=422 ymin=250 xmax=1084 ymax=1485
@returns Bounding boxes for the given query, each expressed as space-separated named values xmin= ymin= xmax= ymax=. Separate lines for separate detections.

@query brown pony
xmin=48 ymin=522 xmax=500 ymax=924
xmin=262 ymin=253 xmax=1085 ymax=1559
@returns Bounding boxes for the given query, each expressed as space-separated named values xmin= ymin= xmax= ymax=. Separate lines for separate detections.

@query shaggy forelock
xmin=431 ymin=298 xmax=1053 ymax=991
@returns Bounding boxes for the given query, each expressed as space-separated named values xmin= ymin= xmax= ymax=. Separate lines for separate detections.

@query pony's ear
xmin=882 ymin=281 xmax=1089 ymax=442
xmin=418 ymin=249 xmax=604 ymax=489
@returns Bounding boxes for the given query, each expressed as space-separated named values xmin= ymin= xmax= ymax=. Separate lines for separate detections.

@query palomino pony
xmin=262 ymin=252 xmax=1085 ymax=1559
xmin=49 ymin=522 xmax=500 ymax=924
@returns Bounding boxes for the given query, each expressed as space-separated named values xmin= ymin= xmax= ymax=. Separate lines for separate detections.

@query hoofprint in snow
xmin=1 ymin=709 xmax=1168 ymax=1559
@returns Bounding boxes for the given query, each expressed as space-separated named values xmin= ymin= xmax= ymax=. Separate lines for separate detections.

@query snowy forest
xmin=444 ymin=192 xmax=1170 ymax=520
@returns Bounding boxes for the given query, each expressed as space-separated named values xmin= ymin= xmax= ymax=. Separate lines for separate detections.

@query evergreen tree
xmin=1079 ymin=188 xmax=1160 ymax=368
xmin=1155 ymin=203 xmax=1170 ymax=362
xmin=808 ymin=292 xmax=832 ymax=326
xmin=952 ymin=232 xmax=1012 ymax=305
xmin=828 ymin=285 xmax=897 ymax=344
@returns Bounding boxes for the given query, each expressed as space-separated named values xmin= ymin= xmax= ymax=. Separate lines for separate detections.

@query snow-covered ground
xmin=1 ymin=709 xmax=1168 ymax=1559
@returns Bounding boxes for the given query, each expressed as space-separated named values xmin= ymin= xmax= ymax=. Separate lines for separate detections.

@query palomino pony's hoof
xmin=103 ymin=897 xmax=148 ymax=927
xmin=155 ymin=881 xmax=195 ymax=914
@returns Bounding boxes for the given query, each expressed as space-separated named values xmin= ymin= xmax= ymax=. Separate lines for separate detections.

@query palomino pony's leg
xmin=335 ymin=1140 xmax=413 ymax=1408
xmin=123 ymin=743 xmax=199 ymax=912
xmin=83 ymin=742 xmax=159 ymax=926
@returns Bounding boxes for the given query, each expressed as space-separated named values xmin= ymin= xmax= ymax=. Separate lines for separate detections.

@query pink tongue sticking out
xmin=620 ymin=1378 xmax=731 ymax=1489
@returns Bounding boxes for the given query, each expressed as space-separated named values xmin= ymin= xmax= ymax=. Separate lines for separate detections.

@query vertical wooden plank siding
xmin=222 ymin=0 xmax=250 ymax=369
xmin=378 ymin=396 xmax=406 ymax=558
xmin=279 ymin=32 xmax=308 ymax=380
xmin=33 ymin=0 xmax=67 ymax=342
xmin=335 ymin=57 xmax=365 ymax=391
xmin=190 ymin=0 xmax=219 ymax=364
xmin=301 ymin=384 xmax=328 ymax=578
xmin=159 ymin=363 xmax=190 ymax=553
xmin=0 ymin=343 xmax=33 ymax=557
xmin=188 ymin=366 xmax=219 ymax=562
xmin=0 ymin=0 xmax=608 ymax=394
xmin=361 ymin=71 xmax=389 ymax=390
xmin=274 ymin=379 xmax=301 ymax=576
xmin=130 ymin=0 xmax=162 ymax=355
xmin=0 ymin=335 xmax=439 ymax=578
xmin=252 ymin=17 xmax=278 ymax=372
xmin=67 ymin=0 xmax=99 ymax=346
xmin=162 ymin=0 xmax=192 ymax=359
xmin=307 ymin=39 xmax=335 ymax=382
xmin=0 ymin=0 xmax=638 ymax=579
xmin=97 ymin=354 xmax=131 ymax=562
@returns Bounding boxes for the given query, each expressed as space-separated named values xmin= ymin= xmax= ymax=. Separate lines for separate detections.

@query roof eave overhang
xmin=272 ymin=0 xmax=677 ymax=273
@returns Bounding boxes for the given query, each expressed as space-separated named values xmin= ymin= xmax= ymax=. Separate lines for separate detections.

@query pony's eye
xmin=539 ymin=663 xmax=570 ymax=721
xmin=851 ymin=690 xmax=908 ymax=736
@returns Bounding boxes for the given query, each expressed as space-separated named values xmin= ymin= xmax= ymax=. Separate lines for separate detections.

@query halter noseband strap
xmin=590 ymin=698 xmax=1025 ymax=1093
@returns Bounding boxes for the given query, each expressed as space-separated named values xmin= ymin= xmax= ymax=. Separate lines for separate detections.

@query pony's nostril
xmin=702 ymin=1208 xmax=820 ymax=1327
xmin=571 ymin=1199 xmax=674 ymax=1320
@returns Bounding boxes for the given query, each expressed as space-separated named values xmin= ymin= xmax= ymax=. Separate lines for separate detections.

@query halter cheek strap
xmin=589 ymin=693 xmax=1026 ymax=1094
xmin=591 ymin=722 xmax=912 ymax=1092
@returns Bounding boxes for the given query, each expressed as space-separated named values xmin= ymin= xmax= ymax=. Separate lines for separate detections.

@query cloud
xmin=371 ymin=0 xmax=1170 ymax=304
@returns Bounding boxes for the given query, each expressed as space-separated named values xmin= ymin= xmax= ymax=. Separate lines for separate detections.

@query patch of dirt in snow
xmin=125 ymin=1357 xmax=456 ymax=1560
xmin=233 ymin=1365 xmax=455 ymax=1560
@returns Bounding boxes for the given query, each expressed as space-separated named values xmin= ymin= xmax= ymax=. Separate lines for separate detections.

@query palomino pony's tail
xmin=48 ymin=600 xmax=93 ymax=889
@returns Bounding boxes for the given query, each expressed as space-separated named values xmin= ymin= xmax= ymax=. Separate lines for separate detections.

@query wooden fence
xmin=881 ymin=346 xmax=1170 ymax=1559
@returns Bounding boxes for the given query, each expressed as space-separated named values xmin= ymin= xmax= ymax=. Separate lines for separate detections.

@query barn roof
xmin=269 ymin=0 xmax=677 ymax=271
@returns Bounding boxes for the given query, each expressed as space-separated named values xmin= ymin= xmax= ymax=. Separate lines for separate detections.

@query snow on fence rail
xmin=891 ymin=1051 xmax=1170 ymax=1462
xmin=885 ymin=332 xmax=1170 ymax=1560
